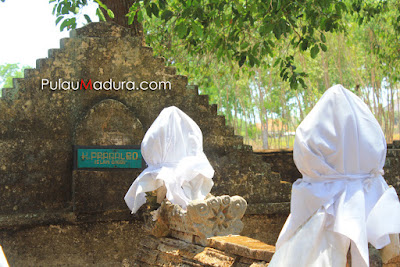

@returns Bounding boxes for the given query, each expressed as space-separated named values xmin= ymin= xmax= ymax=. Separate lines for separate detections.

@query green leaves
xmin=60 ymin=17 xmax=76 ymax=31
xmin=96 ymin=7 xmax=106 ymax=21
xmin=161 ymin=10 xmax=173 ymax=21
xmin=239 ymin=53 xmax=247 ymax=67
xmin=174 ymin=21 xmax=187 ymax=39
xmin=107 ymin=9 xmax=114 ymax=19
xmin=310 ymin=45 xmax=320 ymax=59
xmin=55 ymin=16 xmax=64 ymax=25
xmin=146 ymin=2 xmax=160 ymax=17
xmin=84 ymin=14 xmax=92 ymax=23
xmin=320 ymin=32 xmax=326 ymax=43
xmin=300 ymin=39 xmax=309 ymax=51
xmin=273 ymin=19 xmax=289 ymax=39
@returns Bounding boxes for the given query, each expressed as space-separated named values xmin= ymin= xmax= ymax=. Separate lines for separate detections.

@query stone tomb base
xmin=135 ymin=195 xmax=275 ymax=266
xmin=135 ymin=235 xmax=275 ymax=266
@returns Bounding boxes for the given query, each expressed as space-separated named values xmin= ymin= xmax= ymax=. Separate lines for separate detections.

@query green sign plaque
xmin=73 ymin=145 xmax=143 ymax=170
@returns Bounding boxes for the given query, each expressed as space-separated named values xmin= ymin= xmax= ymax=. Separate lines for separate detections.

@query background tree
xmin=0 ymin=63 xmax=30 ymax=96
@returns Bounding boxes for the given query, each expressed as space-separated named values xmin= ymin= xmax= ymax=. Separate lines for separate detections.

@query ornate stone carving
xmin=147 ymin=195 xmax=247 ymax=246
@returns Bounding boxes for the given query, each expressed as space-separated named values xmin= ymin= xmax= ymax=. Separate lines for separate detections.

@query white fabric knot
xmin=147 ymin=161 xmax=179 ymax=171
xmin=363 ymin=169 xmax=384 ymax=192
xmin=370 ymin=168 xmax=384 ymax=177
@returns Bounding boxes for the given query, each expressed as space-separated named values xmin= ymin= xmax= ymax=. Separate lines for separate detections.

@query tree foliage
xmin=51 ymin=0 xmax=389 ymax=89
xmin=0 ymin=63 xmax=29 ymax=90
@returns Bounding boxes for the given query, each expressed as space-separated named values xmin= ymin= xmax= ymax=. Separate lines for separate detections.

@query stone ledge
xmin=384 ymin=254 xmax=400 ymax=266
xmin=69 ymin=21 xmax=135 ymax=38
xmin=246 ymin=202 xmax=290 ymax=215
xmin=0 ymin=202 xmax=289 ymax=230
xmin=0 ymin=211 xmax=76 ymax=229
xmin=193 ymin=247 xmax=236 ymax=267
xmin=208 ymin=235 xmax=275 ymax=262
xmin=0 ymin=209 xmax=136 ymax=229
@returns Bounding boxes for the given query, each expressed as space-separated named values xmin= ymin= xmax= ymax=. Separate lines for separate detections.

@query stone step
xmin=48 ymin=48 xmax=61 ymax=58
xmin=23 ymin=68 xmax=39 ymax=79
xmin=208 ymin=235 xmax=275 ymax=263
xmin=204 ymin=135 xmax=245 ymax=152
xmin=165 ymin=66 xmax=177 ymax=75
xmin=1 ymin=88 xmax=12 ymax=100
xmin=392 ymin=140 xmax=400 ymax=149
xmin=387 ymin=149 xmax=400 ymax=158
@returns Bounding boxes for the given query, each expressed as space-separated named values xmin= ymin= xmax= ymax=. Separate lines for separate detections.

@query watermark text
xmin=41 ymin=79 xmax=171 ymax=91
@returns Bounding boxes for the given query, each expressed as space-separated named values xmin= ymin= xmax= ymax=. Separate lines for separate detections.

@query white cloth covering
xmin=0 ymin=246 xmax=9 ymax=267
xmin=270 ymin=85 xmax=400 ymax=267
xmin=124 ymin=106 xmax=214 ymax=213
xmin=269 ymin=208 xmax=350 ymax=267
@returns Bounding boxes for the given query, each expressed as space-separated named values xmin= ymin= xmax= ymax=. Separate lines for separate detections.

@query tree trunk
xmin=398 ymin=87 xmax=400 ymax=139
xmin=255 ymin=70 xmax=269 ymax=150
xmin=102 ymin=0 xmax=144 ymax=38
xmin=321 ymin=52 xmax=330 ymax=89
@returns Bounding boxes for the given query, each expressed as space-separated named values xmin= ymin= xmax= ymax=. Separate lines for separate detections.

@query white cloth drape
xmin=0 ymin=246 xmax=9 ymax=267
xmin=124 ymin=106 xmax=214 ymax=213
xmin=270 ymin=85 xmax=400 ymax=267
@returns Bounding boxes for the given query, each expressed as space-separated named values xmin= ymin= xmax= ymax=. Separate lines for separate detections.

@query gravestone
xmin=0 ymin=22 xmax=290 ymax=265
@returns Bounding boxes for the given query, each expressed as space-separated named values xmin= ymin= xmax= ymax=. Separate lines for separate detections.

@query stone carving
xmin=147 ymin=195 xmax=247 ymax=246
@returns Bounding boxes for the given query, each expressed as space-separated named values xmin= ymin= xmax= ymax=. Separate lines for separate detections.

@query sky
xmin=0 ymin=0 xmax=98 ymax=67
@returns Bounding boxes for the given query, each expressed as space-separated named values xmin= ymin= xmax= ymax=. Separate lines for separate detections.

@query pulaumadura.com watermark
xmin=41 ymin=79 xmax=171 ymax=91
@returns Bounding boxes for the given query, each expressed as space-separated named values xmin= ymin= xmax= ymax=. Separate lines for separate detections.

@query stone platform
xmin=135 ymin=235 xmax=275 ymax=266
xmin=135 ymin=194 xmax=276 ymax=266
xmin=384 ymin=255 xmax=400 ymax=267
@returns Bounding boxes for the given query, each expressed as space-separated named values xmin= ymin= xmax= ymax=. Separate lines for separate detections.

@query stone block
xmin=160 ymin=237 xmax=204 ymax=260
xmin=208 ymin=235 xmax=275 ymax=262
xmin=136 ymin=247 xmax=159 ymax=264
xmin=139 ymin=235 xmax=160 ymax=250
xmin=193 ymin=247 xmax=236 ymax=267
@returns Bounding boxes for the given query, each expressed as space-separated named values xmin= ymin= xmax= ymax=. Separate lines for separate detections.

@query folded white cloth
xmin=124 ymin=106 xmax=214 ymax=213
xmin=272 ymin=85 xmax=400 ymax=267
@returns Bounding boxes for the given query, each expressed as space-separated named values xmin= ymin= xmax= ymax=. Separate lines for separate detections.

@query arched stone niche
xmin=73 ymin=99 xmax=145 ymax=220
xmin=74 ymin=99 xmax=144 ymax=146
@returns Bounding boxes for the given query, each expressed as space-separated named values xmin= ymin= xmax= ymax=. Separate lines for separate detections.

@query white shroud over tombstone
xmin=124 ymin=106 xmax=214 ymax=213
xmin=269 ymin=85 xmax=400 ymax=267
xmin=0 ymin=246 xmax=9 ymax=267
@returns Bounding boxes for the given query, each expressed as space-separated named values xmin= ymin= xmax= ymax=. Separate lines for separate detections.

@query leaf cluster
xmin=50 ymin=0 xmax=113 ymax=31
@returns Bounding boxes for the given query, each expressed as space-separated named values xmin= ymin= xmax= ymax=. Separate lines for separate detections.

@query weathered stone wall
xmin=256 ymin=141 xmax=400 ymax=195
xmin=255 ymin=149 xmax=300 ymax=184
xmin=385 ymin=141 xmax=400 ymax=195
xmin=0 ymin=22 xmax=290 ymax=220
xmin=0 ymin=22 xmax=290 ymax=265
